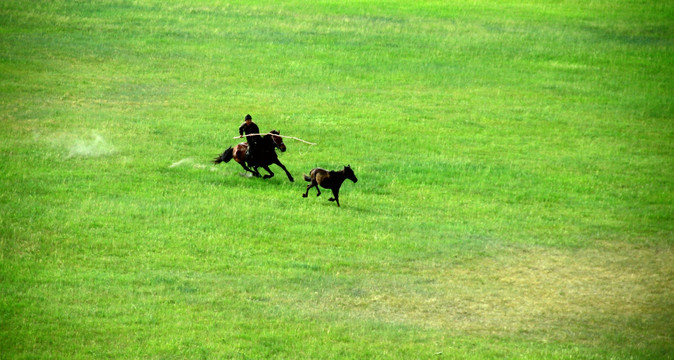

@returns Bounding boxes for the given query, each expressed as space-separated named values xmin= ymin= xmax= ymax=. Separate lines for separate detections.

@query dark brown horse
xmin=213 ymin=130 xmax=294 ymax=182
xmin=302 ymin=165 xmax=357 ymax=206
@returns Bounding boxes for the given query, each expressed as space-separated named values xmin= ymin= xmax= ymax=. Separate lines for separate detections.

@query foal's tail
xmin=213 ymin=147 xmax=234 ymax=165
xmin=303 ymin=174 xmax=312 ymax=182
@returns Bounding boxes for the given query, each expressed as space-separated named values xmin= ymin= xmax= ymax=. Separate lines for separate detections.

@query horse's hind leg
xmin=303 ymin=180 xmax=320 ymax=198
xmin=303 ymin=182 xmax=314 ymax=197
xmin=240 ymin=162 xmax=259 ymax=177
xmin=313 ymin=180 xmax=321 ymax=197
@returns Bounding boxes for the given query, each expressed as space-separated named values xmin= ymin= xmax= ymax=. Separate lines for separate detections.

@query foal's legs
xmin=303 ymin=179 xmax=321 ymax=198
xmin=329 ymin=186 xmax=340 ymax=207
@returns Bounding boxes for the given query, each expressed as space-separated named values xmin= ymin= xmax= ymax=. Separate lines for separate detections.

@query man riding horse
xmin=238 ymin=114 xmax=261 ymax=163
xmin=214 ymin=115 xmax=293 ymax=181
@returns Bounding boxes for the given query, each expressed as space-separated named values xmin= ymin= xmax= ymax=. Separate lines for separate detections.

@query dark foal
xmin=302 ymin=165 xmax=358 ymax=207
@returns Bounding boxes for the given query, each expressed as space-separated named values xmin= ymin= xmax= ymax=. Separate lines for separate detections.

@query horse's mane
xmin=261 ymin=130 xmax=279 ymax=142
xmin=258 ymin=130 xmax=281 ymax=151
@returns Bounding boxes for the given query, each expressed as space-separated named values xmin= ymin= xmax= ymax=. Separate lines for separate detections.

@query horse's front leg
xmin=329 ymin=186 xmax=340 ymax=206
xmin=273 ymin=159 xmax=294 ymax=182
xmin=260 ymin=165 xmax=274 ymax=180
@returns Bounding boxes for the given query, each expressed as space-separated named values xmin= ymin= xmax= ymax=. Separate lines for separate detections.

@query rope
xmin=234 ymin=133 xmax=316 ymax=146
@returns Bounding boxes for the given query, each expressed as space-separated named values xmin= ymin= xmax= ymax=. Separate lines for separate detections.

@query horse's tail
xmin=213 ymin=147 xmax=234 ymax=164
xmin=303 ymin=174 xmax=311 ymax=182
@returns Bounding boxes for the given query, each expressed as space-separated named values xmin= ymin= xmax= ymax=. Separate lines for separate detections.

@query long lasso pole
xmin=234 ymin=133 xmax=316 ymax=146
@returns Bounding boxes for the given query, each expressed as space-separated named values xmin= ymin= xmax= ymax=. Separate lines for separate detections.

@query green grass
xmin=1 ymin=0 xmax=672 ymax=358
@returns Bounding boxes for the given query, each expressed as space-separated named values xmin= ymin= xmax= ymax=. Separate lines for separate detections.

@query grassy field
xmin=1 ymin=0 xmax=672 ymax=358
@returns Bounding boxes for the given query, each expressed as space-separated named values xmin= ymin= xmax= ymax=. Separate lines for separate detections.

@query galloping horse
xmin=302 ymin=165 xmax=358 ymax=206
xmin=213 ymin=130 xmax=294 ymax=182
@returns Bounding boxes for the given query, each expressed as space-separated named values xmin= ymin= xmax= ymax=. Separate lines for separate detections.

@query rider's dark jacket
xmin=239 ymin=121 xmax=261 ymax=161
xmin=239 ymin=121 xmax=261 ymax=145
